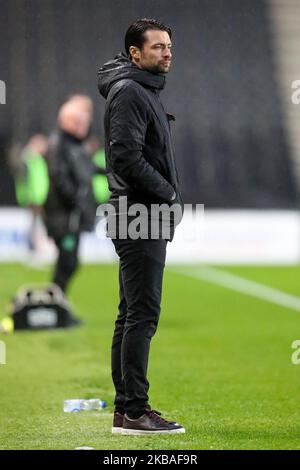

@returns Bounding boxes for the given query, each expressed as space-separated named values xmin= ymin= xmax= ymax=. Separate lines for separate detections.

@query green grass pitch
xmin=0 ymin=263 xmax=300 ymax=449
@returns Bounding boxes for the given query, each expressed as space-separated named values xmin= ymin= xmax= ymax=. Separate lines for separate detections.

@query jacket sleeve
xmin=109 ymin=85 xmax=175 ymax=202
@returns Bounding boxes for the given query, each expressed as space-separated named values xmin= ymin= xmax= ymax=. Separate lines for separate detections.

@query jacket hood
xmin=98 ymin=52 xmax=166 ymax=99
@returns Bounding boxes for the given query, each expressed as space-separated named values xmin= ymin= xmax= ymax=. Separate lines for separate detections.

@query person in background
xmin=44 ymin=96 xmax=96 ymax=294
xmin=9 ymin=134 xmax=49 ymax=259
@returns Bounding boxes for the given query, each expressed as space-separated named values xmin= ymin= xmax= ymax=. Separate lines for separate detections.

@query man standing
xmin=98 ymin=19 xmax=185 ymax=435
xmin=44 ymin=96 xmax=96 ymax=293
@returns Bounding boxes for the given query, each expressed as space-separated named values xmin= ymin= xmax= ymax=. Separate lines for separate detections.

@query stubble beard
xmin=145 ymin=63 xmax=170 ymax=74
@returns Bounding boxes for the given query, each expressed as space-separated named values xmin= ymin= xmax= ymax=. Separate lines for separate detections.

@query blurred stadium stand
xmin=267 ymin=0 xmax=300 ymax=192
xmin=0 ymin=0 xmax=298 ymax=208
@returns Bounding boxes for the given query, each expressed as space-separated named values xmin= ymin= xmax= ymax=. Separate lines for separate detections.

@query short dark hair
xmin=125 ymin=18 xmax=172 ymax=56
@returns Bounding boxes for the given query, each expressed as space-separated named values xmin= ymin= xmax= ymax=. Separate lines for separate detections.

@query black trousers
xmin=53 ymin=233 xmax=80 ymax=293
xmin=111 ymin=238 xmax=167 ymax=418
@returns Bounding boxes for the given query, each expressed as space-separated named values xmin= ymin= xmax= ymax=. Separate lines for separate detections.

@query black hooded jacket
xmin=44 ymin=130 xmax=96 ymax=239
xmin=98 ymin=53 xmax=183 ymax=218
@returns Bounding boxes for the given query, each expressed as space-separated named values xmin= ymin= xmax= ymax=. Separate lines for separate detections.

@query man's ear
xmin=129 ymin=46 xmax=141 ymax=61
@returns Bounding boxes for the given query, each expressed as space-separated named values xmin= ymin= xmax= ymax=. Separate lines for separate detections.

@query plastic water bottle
xmin=63 ymin=398 xmax=107 ymax=412
xmin=81 ymin=399 xmax=107 ymax=411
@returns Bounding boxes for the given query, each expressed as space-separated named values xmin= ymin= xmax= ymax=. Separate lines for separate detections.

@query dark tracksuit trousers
xmin=111 ymin=237 xmax=167 ymax=419
xmin=53 ymin=233 xmax=80 ymax=293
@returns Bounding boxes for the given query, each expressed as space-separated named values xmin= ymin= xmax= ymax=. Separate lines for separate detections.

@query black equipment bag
xmin=11 ymin=284 xmax=82 ymax=330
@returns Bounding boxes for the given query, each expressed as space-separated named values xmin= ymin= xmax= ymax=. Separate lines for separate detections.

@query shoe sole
xmin=121 ymin=427 xmax=185 ymax=436
xmin=112 ymin=427 xmax=123 ymax=434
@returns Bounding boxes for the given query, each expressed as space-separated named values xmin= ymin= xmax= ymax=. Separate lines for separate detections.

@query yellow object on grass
xmin=0 ymin=317 xmax=14 ymax=334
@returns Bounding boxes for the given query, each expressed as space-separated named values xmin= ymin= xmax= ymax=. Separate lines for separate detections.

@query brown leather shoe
xmin=122 ymin=409 xmax=185 ymax=435
xmin=111 ymin=411 xmax=124 ymax=434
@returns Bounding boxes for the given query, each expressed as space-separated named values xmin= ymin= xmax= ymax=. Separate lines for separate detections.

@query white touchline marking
xmin=170 ymin=266 xmax=300 ymax=312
